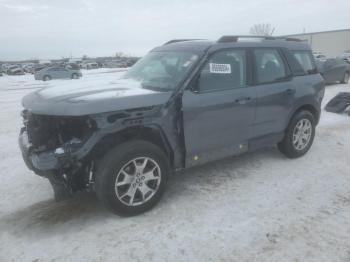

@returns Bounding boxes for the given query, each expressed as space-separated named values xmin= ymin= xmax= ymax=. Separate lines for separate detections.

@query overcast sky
xmin=0 ymin=0 xmax=349 ymax=60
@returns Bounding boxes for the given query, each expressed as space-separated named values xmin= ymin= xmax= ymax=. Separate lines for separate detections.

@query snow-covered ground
xmin=0 ymin=69 xmax=349 ymax=262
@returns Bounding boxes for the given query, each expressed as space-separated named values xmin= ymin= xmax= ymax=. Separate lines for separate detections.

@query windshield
xmin=123 ymin=51 xmax=200 ymax=91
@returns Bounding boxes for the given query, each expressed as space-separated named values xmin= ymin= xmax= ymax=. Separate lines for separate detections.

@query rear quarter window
xmin=292 ymin=51 xmax=317 ymax=75
xmin=253 ymin=48 xmax=288 ymax=84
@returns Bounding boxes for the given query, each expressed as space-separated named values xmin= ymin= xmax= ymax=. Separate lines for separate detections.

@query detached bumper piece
xmin=325 ymin=92 xmax=350 ymax=115
xmin=48 ymin=173 xmax=73 ymax=201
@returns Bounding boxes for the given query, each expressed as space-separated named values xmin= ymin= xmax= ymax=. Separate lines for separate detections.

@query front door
xmin=182 ymin=49 xmax=256 ymax=167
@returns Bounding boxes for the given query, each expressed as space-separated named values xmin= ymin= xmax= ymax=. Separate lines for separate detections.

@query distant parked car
xmin=1 ymin=64 xmax=11 ymax=73
xmin=7 ymin=65 xmax=25 ymax=75
xmin=23 ymin=64 xmax=35 ymax=73
xmin=337 ymin=50 xmax=350 ymax=64
xmin=39 ymin=60 xmax=51 ymax=66
xmin=81 ymin=62 xmax=99 ymax=69
xmin=316 ymin=58 xmax=350 ymax=84
xmin=103 ymin=60 xmax=127 ymax=68
xmin=33 ymin=65 xmax=47 ymax=74
xmin=34 ymin=67 xmax=82 ymax=81
xmin=313 ymin=51 xmax=326 ymax=61
xmin=125 ymin=58 xmax=140 ymax=67
xmin=66 ymin=63 xmax=80 ymax=70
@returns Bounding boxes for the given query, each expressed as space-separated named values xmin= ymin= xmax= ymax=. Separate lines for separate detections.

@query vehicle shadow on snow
xmin=162 ymin=146 xmax=284 ymax=206
xmin=0 ymin=147 xmax=283 ymax=237
xmin=0 ymin=192 xmax=113 ymax=237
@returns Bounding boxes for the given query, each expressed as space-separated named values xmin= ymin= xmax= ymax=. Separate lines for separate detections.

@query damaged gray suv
xmin=19 ymin=36 xmax=325 ymax=216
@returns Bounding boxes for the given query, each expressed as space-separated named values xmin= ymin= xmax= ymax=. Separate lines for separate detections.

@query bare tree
xmin=249 ymin=23 xmax=275 ymax=36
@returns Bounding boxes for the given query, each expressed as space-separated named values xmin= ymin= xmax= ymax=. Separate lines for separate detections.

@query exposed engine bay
xmin=23 ymin=110 xmax=96 ymax=151
xmin=20 ymin=110 xmax=98 ymax=198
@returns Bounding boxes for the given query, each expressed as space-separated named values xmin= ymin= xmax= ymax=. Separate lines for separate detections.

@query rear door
xmin=53 ymin=68 xmax=69 ymax=78
xmin=252 ymin=48 xmax=296 ymax=139
xmin=182 ymin=49 xmax=256 ymax=166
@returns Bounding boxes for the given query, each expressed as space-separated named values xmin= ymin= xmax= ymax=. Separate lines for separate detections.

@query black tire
xmin=95 ymin=140 xmax=169 ymax=216
xmin=341 ymin=72 xmax=349 ymax=84
xmin=278 ymin=110 xmax=316 ymax=158
xmin=43 ymin=75 xmax=51 ymax=81
xmin=71 ymin=73 xmax=78 ymax=79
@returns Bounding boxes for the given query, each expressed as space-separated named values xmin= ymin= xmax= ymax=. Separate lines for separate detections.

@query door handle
xmin=285 ymin=88 xmax=296 ymax=94
xmin=235 ymin=97 xmax=251 ymax=104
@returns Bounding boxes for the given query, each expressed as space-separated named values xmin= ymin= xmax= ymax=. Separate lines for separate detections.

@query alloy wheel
xmin=292 ymin=118 xmax=312 ymax=150
xmin=115 ymin=157 xmax=161 ymax=206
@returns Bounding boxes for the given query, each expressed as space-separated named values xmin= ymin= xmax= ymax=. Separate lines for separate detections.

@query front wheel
xmin=95 ymin=140 xmax=169 ymax=216
xmin=71 ymin=73 xmax=79 ymax=79
xmin=278 ymin=110 xmax=315 ymax=158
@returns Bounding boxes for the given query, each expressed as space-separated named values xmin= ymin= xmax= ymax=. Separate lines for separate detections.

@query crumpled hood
xmin=22 ymin=78 xmax=172 ymax=116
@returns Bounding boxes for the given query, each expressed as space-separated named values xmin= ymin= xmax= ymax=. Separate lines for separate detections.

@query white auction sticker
xmin=209 ymin=63 xmax=231 ymax=74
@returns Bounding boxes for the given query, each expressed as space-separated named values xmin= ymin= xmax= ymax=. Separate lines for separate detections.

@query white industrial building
xmin=286 ymin=29 xmax=350 ymax=58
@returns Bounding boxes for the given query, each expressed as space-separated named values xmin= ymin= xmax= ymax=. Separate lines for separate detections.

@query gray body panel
xmin=182 ymin=88 xmax=255 ymax=166
xmin=182 ymin=74 xmax=324 ymax=167
xmin=22 ymin=79 xmax=172 ymax=116
xmin=179 ymin=41 xmax=323 ymax=167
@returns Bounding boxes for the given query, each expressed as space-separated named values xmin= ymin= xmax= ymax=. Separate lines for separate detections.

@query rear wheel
xmin=95 ymin=140 xmax=169 ymax=216
xmin=71 ymin=73 xmax=79 ymax=79
xmin=341 ymin=72 xmax=349 ymax=84
xmin=278 ymin=110 xmax=315 ymax=158
xmin=43 ymin=75 xmax=51 ymax=81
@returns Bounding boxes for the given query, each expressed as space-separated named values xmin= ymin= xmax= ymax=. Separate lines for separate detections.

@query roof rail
xmin=217 ymin=35 xmax=275 ymax=43
xmin=217 ymin=35 xmax=303 ymax=43
xmin=282 ymin=37 xmax=304 ymax=42
xmin=163 ymin=39 xmax=204 ymax=45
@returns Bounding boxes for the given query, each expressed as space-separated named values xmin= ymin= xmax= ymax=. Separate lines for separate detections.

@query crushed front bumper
xmin=18 ymin=129 xmax=96 ymax=174
xmin=19 ymin=130 xmax=61 ymax=173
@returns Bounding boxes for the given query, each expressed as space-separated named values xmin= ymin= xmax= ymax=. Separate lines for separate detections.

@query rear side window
xmin=292 ymin=51 xmax=316 ymax=74
xmin=254 ymin=49 xmax=287 ymax=84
